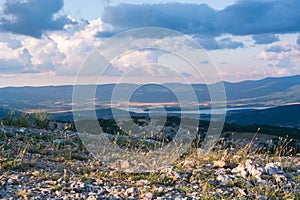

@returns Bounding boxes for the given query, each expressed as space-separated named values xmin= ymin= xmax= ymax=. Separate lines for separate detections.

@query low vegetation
xmin=1 ymin=110 xmax=50 ymax=129
xmin=0 ymin=115 xmax=299 ymax=199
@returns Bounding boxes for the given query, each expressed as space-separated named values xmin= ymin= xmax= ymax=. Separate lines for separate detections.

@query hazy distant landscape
xmin=1 ymin=75 xmax=299 ymax=128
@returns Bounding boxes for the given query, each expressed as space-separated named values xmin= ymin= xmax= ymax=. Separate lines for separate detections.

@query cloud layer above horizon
xmin=0 ymin=0 xmax=300 ymax=85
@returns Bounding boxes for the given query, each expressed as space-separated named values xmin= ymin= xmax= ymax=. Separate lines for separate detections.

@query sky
xmin=0 ymin=0 xmax=300 ymax=87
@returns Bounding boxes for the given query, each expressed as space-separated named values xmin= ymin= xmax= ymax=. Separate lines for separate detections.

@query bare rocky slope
xmin=0 ymin=123 xmax=299 ymax=199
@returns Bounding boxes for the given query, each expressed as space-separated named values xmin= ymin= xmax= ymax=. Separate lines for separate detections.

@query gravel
xmin=0 ymin=124 xmax=299 ymax=199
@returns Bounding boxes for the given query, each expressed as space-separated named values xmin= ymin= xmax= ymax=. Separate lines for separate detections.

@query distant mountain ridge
xmin=0 ymin=75 xmax=299 ymax=110
xmin=223 ymin=75 xmax=300 ymax=102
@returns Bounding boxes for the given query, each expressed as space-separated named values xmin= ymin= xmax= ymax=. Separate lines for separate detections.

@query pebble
xmin=144 ymin=192 xmax=154 ymax=199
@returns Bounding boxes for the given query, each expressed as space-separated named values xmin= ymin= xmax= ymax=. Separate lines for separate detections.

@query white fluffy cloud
xmin=256 ymin=38 xmax=300 ymax=76
xmin=0 ymin=18 xmax=106 ymax=76
xmin=50 ymin=19 xmax=105 ymax=75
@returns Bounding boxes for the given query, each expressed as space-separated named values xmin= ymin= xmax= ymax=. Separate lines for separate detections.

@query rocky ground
xmin=0 ymin=123 xmax=299 ymax=199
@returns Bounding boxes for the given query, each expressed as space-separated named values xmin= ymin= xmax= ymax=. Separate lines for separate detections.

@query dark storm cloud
xmin=102 ymin=3 xmax=217 ymax=36
xmin=102 ymin=1 xmax=300 ymax=37
xmin=216 ymin=0 xmax=300 ymax=35
xmin=0 ymin=0 xmax=75 ymax=38
xmin=252 ymin=34 xmax=280 ymax=45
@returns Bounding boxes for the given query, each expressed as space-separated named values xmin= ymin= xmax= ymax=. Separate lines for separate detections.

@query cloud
xmin=95 ymin=31 xmax=115 ymax=38
xmin=0 ymin=44 xmax=58 ymax=74
xmin=110 ymin=49 xmax=163 ymax=73
xmin=0 ymin=50 xmax=53 ymax=74
xmin=197 ymin=37 xmax=244 ymax=50
xmin=181 ymin=72 xmax=193 ymax=77
xmin=200 ymin=60 xmax=209 ymax=65
xmin=252 ymin=34 xmax=279 ymax=44
xmin=102 ymin=1 xmax=300 ymax=37
xmin=275 ymin=58 xmax=293 ymax=68
xmin=297 ymin=36 xmax=300 ymax=46
xmin=217 ymin=38 xmax=244 ymax=49
xmin=0 ymin=59 xmax=24 ymax=74
xmin=0 ymin=0 xmax=75 ymax=38
xmin=102 ymin=3 xmax=217 ymax=36
xmin=266 ymin=45 xmax=292 ymax=53
xmin=216 ymin=0 xmax=300 ymax=35
xmin=126 ymin=65 xmax=179 ymax=77
xmin=257 ymin=40 xmax=300 ymax=73
xmin=47 ymin=18 xmax=105 ymax=75
xmin=0 ymin=34 xmax=21 ymax=49
xmin=0 ymin=18 xmax=106 ymax=76
xmin=219 ymin=68 xmax=291 ymax=81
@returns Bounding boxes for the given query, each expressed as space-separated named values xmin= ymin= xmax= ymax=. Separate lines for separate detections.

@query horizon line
xmin=0 ymin=74 xmax=299 ymax=89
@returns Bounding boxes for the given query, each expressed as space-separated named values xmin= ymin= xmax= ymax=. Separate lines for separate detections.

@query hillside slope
xmin=226 ymin=104 xmax=300 ymax=128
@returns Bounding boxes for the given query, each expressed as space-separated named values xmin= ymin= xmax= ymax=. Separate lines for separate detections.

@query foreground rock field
xmin=0 ymin=124 xmax=299 ymax=199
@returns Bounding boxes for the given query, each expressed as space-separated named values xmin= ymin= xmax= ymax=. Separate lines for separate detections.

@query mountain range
xmin=0 ymin=75 xmax=299 ymax=129
xmin=0 ymin=75 xmax=299 ymax=110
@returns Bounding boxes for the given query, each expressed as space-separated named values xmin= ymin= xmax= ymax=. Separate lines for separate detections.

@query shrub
xmin=3 ymin=110 xmax=16 ymax=126
xmin=33 ymin=112 xmax=50 ymax=129
xmin=16 ymin=112 xmax=29 ymax=128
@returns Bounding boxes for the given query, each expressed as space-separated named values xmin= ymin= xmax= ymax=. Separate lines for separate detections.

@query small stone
xmin=273 ymin=174 xmax=287 ymax=183
xmin=80 ymin=183 xmax=86 ymax=188
xmin=192 ymin=185 xmax=200 ymax=189
xmin=57 ymin=178 xmax=63 ymax=183
xmin=181 ymin=160 xmax=196 ymax=168
xmin=7 ymin=174 xmax=19 ymax=184
xmin=120 ymin=160 xmax=130 ymax=169
xmin=233 ymin=159 xmax=264 ymax=181
xmin=144 ymin=192 xmax=153 ymax=199
xmin=265 ymin=162 xmax=282 ymax=175
xmin=55 ymin=190 xmax=65 ymax=196
xmin=156 ymin=186 xmax=164 ymax=193
xmin=238 ymin=188 xmax=248 ymax=196
xmin=232 ymin=164 xmax=248 ymax=179
xmin=32 ymin=171 xmax=40 ymax=176
xmin=126 ymin=187 xmax=137 ymax=194
xmin=87 ymin=193 xmax=98 ymax=200
xmin=44 ymin=180 xmax=57 ymax=185
xmin=216 ymin=188 xmax=224 ymax=193
xmin=65 ymin=130 xmax=77 ymax=137
xmin=17 ymin=127 xmax=26 ymax=133
xmin=53 ymin=139 xmax=67 ymax=145
xmin=161 ymin=167 xmax=181 ymax=181
xmin=136 ymin=179 xmax=150 ymax=186
xmin=214 ymin=160 xmax=231 ymax=168
xmin=256 ymin=194 xmax=268 ymax=200
xmin=217 ymin=174 xmax=232 ymax=185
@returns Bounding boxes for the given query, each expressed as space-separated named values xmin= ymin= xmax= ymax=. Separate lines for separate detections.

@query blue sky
xmin=0 ymin=0 xmax=299 ymax=87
